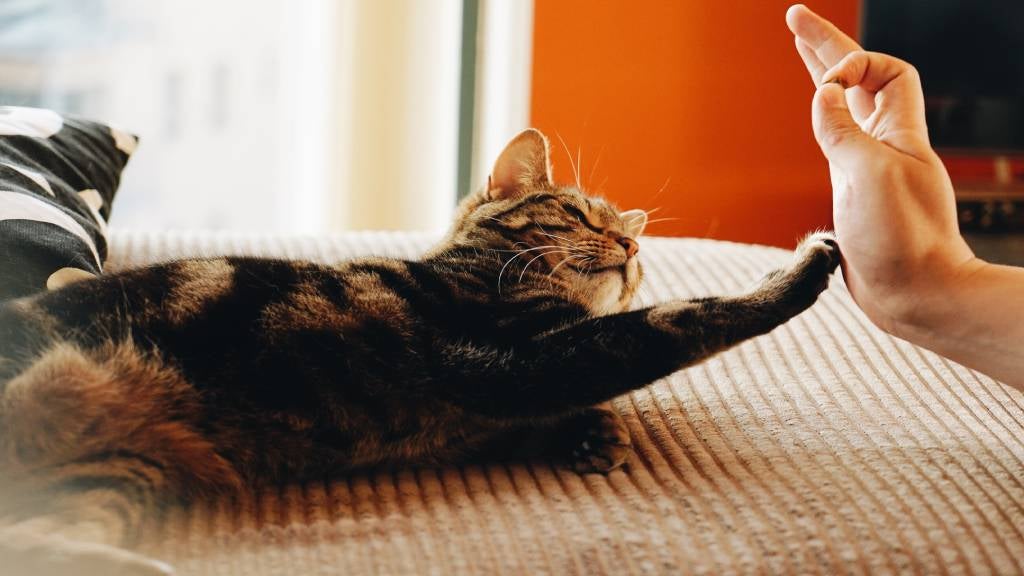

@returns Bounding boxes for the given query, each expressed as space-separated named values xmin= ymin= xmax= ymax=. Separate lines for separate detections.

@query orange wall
xmin=531 ymin=1 xmax=859 ymax=247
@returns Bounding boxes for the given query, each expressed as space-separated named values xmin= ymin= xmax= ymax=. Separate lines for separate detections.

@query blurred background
xmin=1 ymin=0 xmax=1021 ymax=252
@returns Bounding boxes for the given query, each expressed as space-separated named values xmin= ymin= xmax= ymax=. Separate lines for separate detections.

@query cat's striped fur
xmin=0 ymin=129 xmax=839 ymax=575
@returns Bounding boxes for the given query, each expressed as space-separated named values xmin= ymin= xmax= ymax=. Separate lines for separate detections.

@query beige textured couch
xmin=106 ymin=230 xmax=1024 ymax=575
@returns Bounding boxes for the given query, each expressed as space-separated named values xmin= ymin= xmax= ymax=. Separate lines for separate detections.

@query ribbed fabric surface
xmin=106 ymin=230 xmax=1024 ymax=576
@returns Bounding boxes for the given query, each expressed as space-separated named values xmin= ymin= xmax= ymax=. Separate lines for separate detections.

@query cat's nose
xmin=617 ymin=237 xmax=639 ymax=258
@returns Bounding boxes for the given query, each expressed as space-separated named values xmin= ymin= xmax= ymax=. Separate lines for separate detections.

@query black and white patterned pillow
xmin=0 ymin=106 xmax=137 ymax=300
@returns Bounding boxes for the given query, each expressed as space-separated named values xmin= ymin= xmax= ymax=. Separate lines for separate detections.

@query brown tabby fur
xmin=0 ymin=129 xmax=839 ymax=575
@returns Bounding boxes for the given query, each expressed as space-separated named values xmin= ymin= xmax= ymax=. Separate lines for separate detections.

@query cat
xmin=0 ymin=128 xmax=840 ymax=575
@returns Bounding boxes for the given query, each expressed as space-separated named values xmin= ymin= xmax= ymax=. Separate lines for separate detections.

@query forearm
xmin=892 ymin=259 xmax=1024 ymax=389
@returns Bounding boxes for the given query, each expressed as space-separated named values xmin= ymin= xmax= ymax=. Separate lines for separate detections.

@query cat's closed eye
xmin=562 ymin=204 xmax=603 ymax=233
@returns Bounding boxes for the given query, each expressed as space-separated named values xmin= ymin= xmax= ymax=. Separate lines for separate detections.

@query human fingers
xmin=822 ymin=51 xmax=932 ymax=153
xmin=811 ymin=82 xmax=883 ymax=173
xmin=794 ymin=38 xmax=827 ymax=85
xmin=785 ymin=4 xmax=861 ymax=70
xmin=822 ymin=50 xmax=921 ymax=95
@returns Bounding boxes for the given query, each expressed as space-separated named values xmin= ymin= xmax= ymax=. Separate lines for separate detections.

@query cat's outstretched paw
xmin=795 ymin=231 xmax=841 ymax=274
xmin=551 ymin=404 xmax=632 ymax=474
xmin=756 ymin=231 xmax=840 ymax=310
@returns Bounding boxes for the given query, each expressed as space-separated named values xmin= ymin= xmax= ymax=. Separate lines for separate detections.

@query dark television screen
xmin=861 ymin=0 xmax=1024 ymax=153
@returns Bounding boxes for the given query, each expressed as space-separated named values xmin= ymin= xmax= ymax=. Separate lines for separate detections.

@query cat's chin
xmin=583 ymin=272 xmax=633 ymax=316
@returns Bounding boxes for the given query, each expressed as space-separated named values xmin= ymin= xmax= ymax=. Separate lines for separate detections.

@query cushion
xmin=0 ymin=106 xmax=137 ymax=300
xmin=104 ymin=230 xmax=1024 ymax=575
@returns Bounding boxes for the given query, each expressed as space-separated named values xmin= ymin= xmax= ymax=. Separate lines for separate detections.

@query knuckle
xmin=820 ymin=122 xmax=856 ymax=149
xmin=900 ymin=60 xmax=921 ymax=80
xmin=845 ymin=50 xmax=869 ymax=67
xmin=840 ymin=51 xmax=870 ymax=76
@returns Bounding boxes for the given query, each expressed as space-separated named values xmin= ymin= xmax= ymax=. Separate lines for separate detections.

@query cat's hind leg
xmin=547 ymin=402 xmax=632 ymax=474
xmin=0 ymin=491 xmax=175 ymax=576
xmin=0 ymin=445 xmax=177 ymax=575
xmin=474 ymin=403 xmax=632 ymax=474
xmin=1 ymin=341 xmax=240 ymax=492
xmin=0 ymin=342 xmax=240 ymax=575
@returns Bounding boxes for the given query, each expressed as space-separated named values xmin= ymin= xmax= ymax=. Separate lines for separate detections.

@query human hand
xmin=785 ymin=4 xmax=979 ymax=335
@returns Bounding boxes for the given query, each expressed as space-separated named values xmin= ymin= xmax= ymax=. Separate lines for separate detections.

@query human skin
xmin=786 ymin=4 xmax=1024 ymax=388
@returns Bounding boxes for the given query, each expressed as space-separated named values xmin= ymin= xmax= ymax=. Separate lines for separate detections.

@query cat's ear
xmin=486 ymin=129 xmax=554 ymax=201
xmin=620 ymin=209 xmax=648 ymax=238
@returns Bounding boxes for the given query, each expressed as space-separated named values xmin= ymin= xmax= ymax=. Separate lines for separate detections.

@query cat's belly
xmin=207 ymin=397 xmax=492 ymax=483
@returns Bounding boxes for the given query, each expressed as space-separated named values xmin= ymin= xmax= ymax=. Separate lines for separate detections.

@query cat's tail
xmin=0 ymin=420 xmax=191 ymax=575
xmin=0 ymin=341 xmax=241 ymax=574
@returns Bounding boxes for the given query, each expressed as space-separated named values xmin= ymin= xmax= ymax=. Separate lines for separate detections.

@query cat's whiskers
xmin=567 ymin=254 xmax=597 ymax=278
xmin=645 ymin=217 xmax=680 ymax=225
xmin=480 ymin=239 xmax=538 ymax=254
xmin=497 ymin=244 xmax=562 ymax=293
xmin=623 ymin=211 xmax=649 ymax=226
xmin=556 ymin=133 xmax=582 ymax=191
xmin=486 ymin=247 xmax=542 ymax=253
xmin=577 ymin=145 xmax=583 ymax=191
xmin=547 ymin=253 xmax=589 ymax=281
xmin=587 ymin=146 xmax=605 ymax=190
xmin=533 ymin=226 xmax=586 ymax=281
xmin=518 ymin=249 xmax=570 ymax=283
xmin=645 ymin=177 xmax=672 ymax=207
xmin=539 ymin=230 xmax=574 ymax=244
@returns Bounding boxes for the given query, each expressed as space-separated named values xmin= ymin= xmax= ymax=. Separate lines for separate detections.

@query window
xmin=0 ymin=0 xmax=532 ymax=233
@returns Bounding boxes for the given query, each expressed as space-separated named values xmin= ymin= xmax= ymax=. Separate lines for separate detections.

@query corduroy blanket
xmin=104 ymin=231 xmax=1024 ymax=575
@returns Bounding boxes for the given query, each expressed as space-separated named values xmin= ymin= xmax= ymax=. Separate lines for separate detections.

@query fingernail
xmin=822 ymin=76 xmax=848 ymax=89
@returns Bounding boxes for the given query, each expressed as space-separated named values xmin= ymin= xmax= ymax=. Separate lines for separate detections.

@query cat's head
xmin=449 ymin=129 xmax=647 ymax=315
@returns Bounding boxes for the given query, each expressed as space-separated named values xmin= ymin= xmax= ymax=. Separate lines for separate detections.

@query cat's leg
xmin=0 ymin=342 xmax=240 ymax=575
xmin=546 ymin=402 xmax=631 ymax=473
xmin=0 ymin=488 xmax=175 ymax=576
xmin=465 ymin=402 xmax=630 ymax=474
xmin=444 ymin=232 xmax=841 ymax=419
xmin=0 ymin=452 xmax=176 ymax=575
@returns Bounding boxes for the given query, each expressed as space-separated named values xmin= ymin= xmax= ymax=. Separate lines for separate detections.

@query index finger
xmin=786 ymin=5 xmax=862 ymax=72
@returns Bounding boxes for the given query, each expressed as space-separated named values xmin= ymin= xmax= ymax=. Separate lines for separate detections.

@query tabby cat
xmin=0 ymin=129 xmax=839 ymax=575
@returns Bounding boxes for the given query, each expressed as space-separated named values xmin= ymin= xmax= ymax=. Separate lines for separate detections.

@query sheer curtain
xmin=0 ymin=0 xmax=490 ymax=234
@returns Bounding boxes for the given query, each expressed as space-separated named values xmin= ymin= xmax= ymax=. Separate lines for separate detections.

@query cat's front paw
xmin=756 ymin=231 xmax=840 ymax=310
xmin=795 ymin=231 xmax=841 ymax=274
xmin=550 ymin=404 xmax=632 ymax=474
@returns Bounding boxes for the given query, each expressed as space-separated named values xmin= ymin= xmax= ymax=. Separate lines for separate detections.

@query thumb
xmin=811 ymin=82 xmax=877 ymax=171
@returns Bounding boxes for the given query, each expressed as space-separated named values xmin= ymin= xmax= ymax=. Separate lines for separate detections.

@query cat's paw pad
xmin=564 ymin=408 xmax=632 ymax=474
xmin=795 ymin=231 xmax=841 ymax=273
xmin=761 ymin=232 xmax=840 ymax=292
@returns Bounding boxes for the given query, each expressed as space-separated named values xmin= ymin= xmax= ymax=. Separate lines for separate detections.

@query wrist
xmin=884 ymin=254 xmax=989 ymax=343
